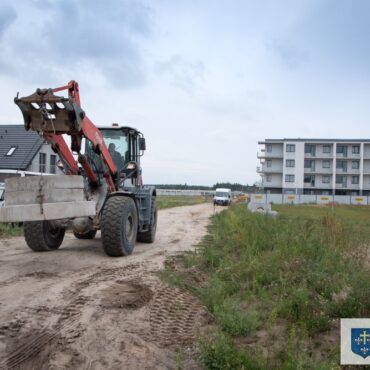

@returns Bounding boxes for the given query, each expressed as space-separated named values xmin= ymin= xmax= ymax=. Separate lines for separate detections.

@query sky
xmin=0 ymin=0 xmax=370 ymax=186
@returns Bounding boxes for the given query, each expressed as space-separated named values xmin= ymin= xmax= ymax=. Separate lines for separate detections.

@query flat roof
xmin=259 ymin=138 xmax=370 ymax=144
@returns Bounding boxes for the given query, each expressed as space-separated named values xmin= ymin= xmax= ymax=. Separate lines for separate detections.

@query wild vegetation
xmin=0 ymin=223 xmax=23 ymax=238
xmin=161 ymin=204 xmax=370 ymax=369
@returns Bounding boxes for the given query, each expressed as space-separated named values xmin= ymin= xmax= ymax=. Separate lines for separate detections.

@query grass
xmin=161 ymin=204 xmax=370 ymax=369
xmin=273 ymin=204 xmax=370 ymax=242
xmin=0 ymin=223 xmax=23 ymax=238
xmin=156 ymin=195 xmax=209 ymax=209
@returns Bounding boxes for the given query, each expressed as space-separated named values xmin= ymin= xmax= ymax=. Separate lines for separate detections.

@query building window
xmin=50 ymin=155 xmax=56 ymax=174
xmin=322 ymin=160 xmax=331 ymax=169
xmin=5 ymin=147 xmax=16 ymax=156
xmin=304 ymin=175 xmax=315 ymax=185
xmin=352 ymin=176 xmax=359 ymax=184
xmin=266 ymin=144 xmax=272 ymax=153
xmin=304 ymin=159 xmax=311 ymax=168
xmin=304 ymin=159 xmax=315 ymax=170
xmin=336 ymin=175 xmax=344 ymax=184
xmin=323 ymin=145 xmax=331 ymax=153
xmin=305 ymin=144 xmax=316 ymax=155
xmin=352 ymin=160 xmax=360 ymax=169
xmin=336 ymin=145 xmax=348 ymax=155
xmin=286 ymin=159 xmax=295 ymax=167
xmin=266 ymin=159 xmax=272 ymax=168
xmin=39 ymin=153 xmax=46 ymax=173
xmin=322 ymin=175 xmax=330 ymax=184
xmin=286 ymin=144 xmax=295 ymax=152
xmin=266 ymin=174 xmax=272 ymax=182
xmin=336 ymin=160 xmax=347 ymax=170
xmin=352 ymin=145 xmax=360 ymax=154
xmin=285 ymin=174 xmax=295 ymax=182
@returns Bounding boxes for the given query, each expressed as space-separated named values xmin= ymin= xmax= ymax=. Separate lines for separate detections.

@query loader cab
xmin=85 ymin=125 xmax=145 ymax=187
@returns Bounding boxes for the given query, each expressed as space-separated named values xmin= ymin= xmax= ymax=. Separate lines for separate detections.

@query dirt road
xmin=0 ymin=203 xmax=217 ymax=370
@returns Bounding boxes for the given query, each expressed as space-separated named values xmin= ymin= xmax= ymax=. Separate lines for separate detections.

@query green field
xmin=162 ymin=204 xmax=370 ymax=369
xmin=274 ymin=204 xmax=370 ymax=240
xmin=156 ymin=195 xmax=209 ymax=209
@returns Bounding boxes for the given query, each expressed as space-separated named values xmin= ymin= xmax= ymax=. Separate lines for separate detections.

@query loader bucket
xmin=0 ymin=176 xmax=96 ymax=223
xmin=14 ymin=89 xmax=85 ymax=134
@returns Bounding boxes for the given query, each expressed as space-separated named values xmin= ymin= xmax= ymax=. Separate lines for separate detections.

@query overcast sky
xmin=0 ymin=0 xmax=370 ymax=186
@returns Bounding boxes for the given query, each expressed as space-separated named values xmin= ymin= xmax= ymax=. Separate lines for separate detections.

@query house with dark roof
xmin=0 ymin=125 xmax=62 ymax=182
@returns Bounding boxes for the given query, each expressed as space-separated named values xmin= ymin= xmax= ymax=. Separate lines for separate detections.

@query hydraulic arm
xmin=14 ymin=80 xmax=117 ymax=191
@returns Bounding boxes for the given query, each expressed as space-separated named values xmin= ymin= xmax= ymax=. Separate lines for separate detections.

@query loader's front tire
xmin=101 ymin=196 xmax=138 ymax=257
xmin=24 ymin=221 xmax=65 ymax=252
xmin=137 ymin=197 xmax=157 ymax=243
xmin=73 ymin=229 xmax=97 ymax=240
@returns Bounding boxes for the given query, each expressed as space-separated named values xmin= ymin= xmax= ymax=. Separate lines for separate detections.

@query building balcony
xmin=304 ymin=182 xmax=316 ymax=187
xmin=258 ymin=166 xmax=283 ymax=173
xmin=347 ymin=153 xmax=361 ymax=159
xmin=335 ymin=183 xmax=359 ymax=189
xmin=257 ymin=151 xmax=283 ymax=159
xmin=346 ymin=168 xmax=361 ymax=174
xmin=304 ymin=168 xmax=334 ymax=174
xmin=336 ymin=152 xmax=349 ymax=158
xmin=312 ymin=183 xmax=332 ymax=188
xmin=336 ymin=168 xmax=360 ymax=174
xmin=262 ymin=182 xmax=283 ymax=188
xmin=335 ymin=183 xmax=348 ymax=188
xmin=313 ymin=152 xmax=333 ymax=158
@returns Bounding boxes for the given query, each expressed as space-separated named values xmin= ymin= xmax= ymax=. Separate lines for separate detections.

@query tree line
xmin=153 ymin=183 xmax=257 ymax=192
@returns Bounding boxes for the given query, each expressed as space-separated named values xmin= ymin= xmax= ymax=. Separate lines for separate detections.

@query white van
xmin=213 ymin=188 xmax=231 ymax=206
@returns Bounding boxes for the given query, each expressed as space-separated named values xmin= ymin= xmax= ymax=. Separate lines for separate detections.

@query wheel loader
xmin=0 ymin=80 xmax=157 ymax=257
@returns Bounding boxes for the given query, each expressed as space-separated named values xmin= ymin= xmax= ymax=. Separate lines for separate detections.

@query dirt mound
xmin=100 ymin=281 xmax=153 ymax=309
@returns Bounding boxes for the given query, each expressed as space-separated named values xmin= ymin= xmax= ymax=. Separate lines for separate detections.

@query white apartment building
xmin=257 ymin=139 xmax=370 ymax=195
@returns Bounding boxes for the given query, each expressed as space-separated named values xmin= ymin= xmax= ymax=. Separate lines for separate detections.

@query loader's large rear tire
xmin=101 ymin=196 xmax=138 ymax=257
xmin=73 ymin=229 xmax=97 ymax=240
xmin=24 ymin=221 xmax=65 ymax=252
xmin=137 ymin=198 xmax=157 ymax=243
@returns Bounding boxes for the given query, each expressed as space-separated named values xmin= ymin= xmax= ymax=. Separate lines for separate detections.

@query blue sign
xmin=351 ymin=328 xmax=370 ymax=359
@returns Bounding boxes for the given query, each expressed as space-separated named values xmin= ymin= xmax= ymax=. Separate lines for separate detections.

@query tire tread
xmin=101 ymin=196 xmax=137 ymax=257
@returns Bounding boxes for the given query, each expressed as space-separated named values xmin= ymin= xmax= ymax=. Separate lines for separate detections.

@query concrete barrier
xmin=249 ymin=193 xmax=370 ymax=205
xmin=247 ymin=202 xmax=278 ymax=216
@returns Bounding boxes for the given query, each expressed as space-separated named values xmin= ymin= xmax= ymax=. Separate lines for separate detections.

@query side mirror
xmin=120 ymin=161 xmax=138 ymax=178
xmin=139 ymin=137 xmax=146 ymax=151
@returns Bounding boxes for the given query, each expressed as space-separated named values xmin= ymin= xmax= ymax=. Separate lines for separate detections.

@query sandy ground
xmin=0 ymin=203 xmax=218 ymax=370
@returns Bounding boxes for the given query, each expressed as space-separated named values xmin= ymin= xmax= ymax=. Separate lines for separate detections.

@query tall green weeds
xmin=162 ymin=205 xmax=370 ymax=369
